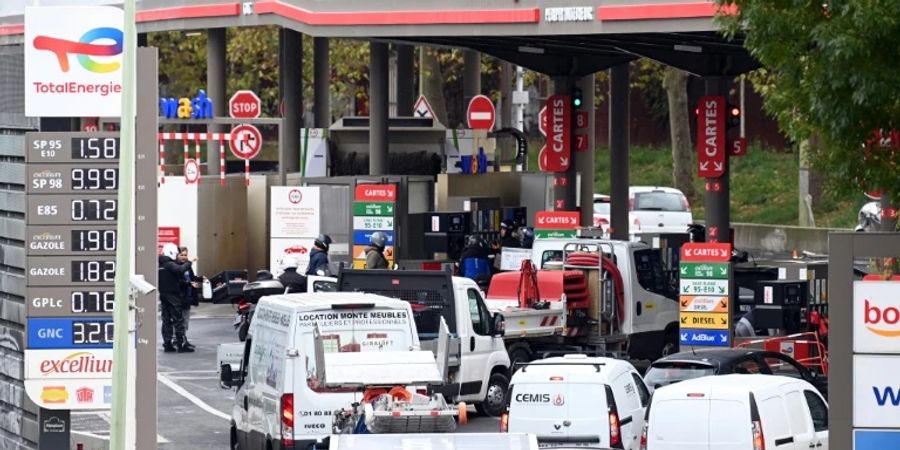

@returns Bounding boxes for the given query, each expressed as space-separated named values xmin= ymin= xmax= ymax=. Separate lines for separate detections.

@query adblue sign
xmin=854 ymin=281 xmax=900 ymax=353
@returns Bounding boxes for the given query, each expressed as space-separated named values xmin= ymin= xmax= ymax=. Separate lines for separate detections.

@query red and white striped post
xmin=158 ymin=135 xmax=165 ymax=184
xmin=218 ymin=134 xmax=226 ymax=186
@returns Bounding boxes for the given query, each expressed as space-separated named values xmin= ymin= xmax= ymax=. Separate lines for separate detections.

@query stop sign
xmin=467 ymin=95 xmax=496 ymax=130
xmin=229 ymin=90 xmax=261 ymax=119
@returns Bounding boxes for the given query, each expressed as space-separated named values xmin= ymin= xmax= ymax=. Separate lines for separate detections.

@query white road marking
xmin=158 ymin=372 xmax=231 ymax=421
xmin=71 ymin=414 xmax=170 ymax=443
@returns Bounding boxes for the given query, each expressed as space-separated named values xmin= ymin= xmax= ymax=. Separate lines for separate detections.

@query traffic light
xmin=571 ymin=87 xmax=583 ymax=109
xmin=727 ymin=104 xmax=741 ymax=130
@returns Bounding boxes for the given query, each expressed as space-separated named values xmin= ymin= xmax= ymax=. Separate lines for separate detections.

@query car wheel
xmin=508 ymin=346 xmax=532 ymax=372
xmin=475 ymin=372 xmax=509 ymax=417
xmin=661 ymin=331 xmax=679 ymax=357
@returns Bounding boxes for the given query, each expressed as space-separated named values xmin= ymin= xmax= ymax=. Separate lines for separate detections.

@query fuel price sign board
xmin=679 ymin=243 xmax=733 ymax=347
xmin=24 ymin=132 xmax=121 ymax=410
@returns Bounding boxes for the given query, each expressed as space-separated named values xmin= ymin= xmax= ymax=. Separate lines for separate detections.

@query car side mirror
xmin=220 ymin=364 xmax=233 ymax=388
xmin=492 ymin=313 xmax=506 ymax=337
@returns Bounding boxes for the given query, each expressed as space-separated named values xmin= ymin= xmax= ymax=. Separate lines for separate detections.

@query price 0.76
xmin=71 ymin=291 xmax=115 ymax=313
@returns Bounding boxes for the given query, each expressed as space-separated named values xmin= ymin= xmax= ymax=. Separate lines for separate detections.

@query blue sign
xmin=855 ymin=430 xmax=900 ymax=450
xmin=352 ymin=230 xmax=394 ymax=246
xmin=28 ymin=317 xmax=113 ymax=349
xmin=679 ymin=328 xmax=730 ymax=347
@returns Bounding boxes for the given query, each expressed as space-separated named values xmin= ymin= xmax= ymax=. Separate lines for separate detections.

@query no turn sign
xmin=229 ymin=124 xmax=263 ymax=160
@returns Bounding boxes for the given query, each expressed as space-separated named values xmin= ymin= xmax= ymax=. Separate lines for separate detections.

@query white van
xmin=221 ymin=292 xmax=422 ymax=450
xmin=504 ymin=354 xmax=650 ymax=450
xmin=643 ymin=374 xmax=829 ymax=450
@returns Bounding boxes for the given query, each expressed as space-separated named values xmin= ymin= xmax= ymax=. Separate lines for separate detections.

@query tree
xmin=716 ymin=0 xmax=900 ymax=214
xmin=663 ymin=67 xmax=696 ymax=199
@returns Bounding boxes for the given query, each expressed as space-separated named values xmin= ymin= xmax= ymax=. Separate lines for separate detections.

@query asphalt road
xmin=71 ymin=303 xmax=499 ymax=449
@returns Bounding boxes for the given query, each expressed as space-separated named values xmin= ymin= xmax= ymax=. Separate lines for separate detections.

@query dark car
xmin=644 ymin=348 xmax=828 ymax=398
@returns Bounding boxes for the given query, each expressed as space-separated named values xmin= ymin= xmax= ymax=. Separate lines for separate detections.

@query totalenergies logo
xmin=864 ymin=298 xmax=900 ymax=337
xmin=33 ymin=27 xmax=123 ymax=73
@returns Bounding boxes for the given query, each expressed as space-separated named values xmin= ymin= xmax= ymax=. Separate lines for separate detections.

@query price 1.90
xmin=71 ymin=229 xmax=116 ymax=252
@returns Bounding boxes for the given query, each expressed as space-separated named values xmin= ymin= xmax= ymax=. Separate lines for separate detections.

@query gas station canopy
xmin=0 ymin=0 xmax=756 ymax=76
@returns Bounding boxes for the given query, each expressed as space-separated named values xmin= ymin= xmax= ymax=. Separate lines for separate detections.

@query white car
xmin=504 ymin=354 xmax=650 ymax=449
xmin=593 ymin=187 xmax=693 ymax=235
xmin=643 ymin=374 xmax=828 ymax=450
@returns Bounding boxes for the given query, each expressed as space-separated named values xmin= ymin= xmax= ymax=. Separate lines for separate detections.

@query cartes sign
xmin=539 ymin=95 xmax=571 ymax=172
xmin=696 ymin=95 xmax=726 ymax=178
xmin=680 ymin=242 xmax=732 ymax=262
xmin=354 ymin=184 xmax=396 ymax=202
xmin=535 ymin=211 xmax=579 ymax=229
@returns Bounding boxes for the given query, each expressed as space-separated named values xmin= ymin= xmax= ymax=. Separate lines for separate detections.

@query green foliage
xmin=716 ymin=0 xmax=900 ymax=202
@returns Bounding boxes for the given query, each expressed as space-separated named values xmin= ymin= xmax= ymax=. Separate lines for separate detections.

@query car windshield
xmin=645 ymin=362 xmax=716 ymax=390
xmin=633 ymin=192 xmax=687 ymax=212
xmin=593 ymin=200 xmax=610 ymax=214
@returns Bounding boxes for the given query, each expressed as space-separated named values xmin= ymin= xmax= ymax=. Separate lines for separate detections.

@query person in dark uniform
xmin=278 ymin=255 xmax=307 ymax=293
xmin=498 ymin=220 xmax=521 ymax=248
xmin=365 ymin=232 xmax=390 ymax=269
xmin=305 ymin=234 xmax=332 ymax=276
xmin=177 ymin=246 xmax=202 ymax=351
xmin=459 ymin=235 xmax=492 ymax=287
xmin=159 ymin=243 xmax=194 ymax=353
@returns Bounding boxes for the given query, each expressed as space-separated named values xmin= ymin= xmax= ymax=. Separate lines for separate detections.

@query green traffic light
xmin=573 ymin=98 xmax=582 ymax=107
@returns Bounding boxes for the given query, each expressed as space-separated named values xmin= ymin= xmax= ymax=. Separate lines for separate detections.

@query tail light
xmin=499 ymin=412 xmax=509 ymax=432
xmin=281 ymin=394 xmax=294 ymax=447
xmin=632 ymin=217 xmax=642 ymax=231
xmin=750 ymin=393 xmax=764 ymax=450
xmin=640 ymin=421 xmax=649 ymax=450
xmin=605 ymin=385 xmax=623 ymax=449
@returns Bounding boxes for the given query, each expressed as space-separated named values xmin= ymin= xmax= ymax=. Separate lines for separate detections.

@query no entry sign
xmin=467 ymin=95 xmax=496 ymax=130
xmin=229 ymin=124 xmax=263 ymax=160
xmin=697 ymin=96 xmax=725 ymax=178
xmin=229 ymin=90 xmax=261 ymax=119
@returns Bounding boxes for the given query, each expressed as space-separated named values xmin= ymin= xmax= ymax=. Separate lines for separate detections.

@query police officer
xmin=305 ymin=234 xmax=332 ymax=276
xmin=278 ymin=254 xmax=307 ymax=293
xmin=158 ymin=243 xmax=194 ymax=353
xmin=365 ymin=232 xmax=390 ymax=269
